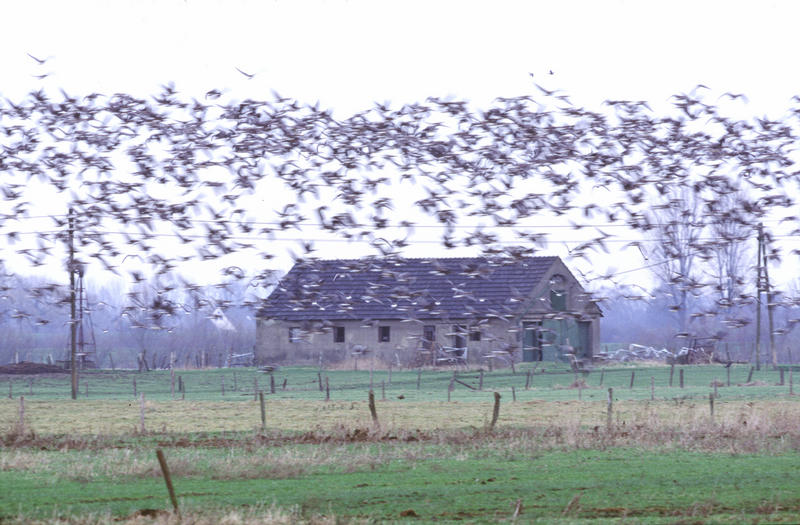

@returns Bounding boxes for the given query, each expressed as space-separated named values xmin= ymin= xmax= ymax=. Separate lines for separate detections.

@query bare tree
xmin=645 ymin=187 xmax=705 ymax=336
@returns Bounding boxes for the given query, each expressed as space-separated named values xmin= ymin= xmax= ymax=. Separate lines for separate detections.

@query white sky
xmin=3 ymin=0 xmax=800 ymax=288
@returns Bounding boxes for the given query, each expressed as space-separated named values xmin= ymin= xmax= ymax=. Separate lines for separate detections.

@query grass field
xmin=1 ymin=363 xmax=799 ymax=523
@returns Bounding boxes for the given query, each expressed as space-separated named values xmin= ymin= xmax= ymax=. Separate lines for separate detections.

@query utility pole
xmin=69 ymin=209 xmax=78 ymax=400
xmin=762 ymin=227 xmax=776 ymax=368
xmin=754 ymin=224 xmax=763 ymax=371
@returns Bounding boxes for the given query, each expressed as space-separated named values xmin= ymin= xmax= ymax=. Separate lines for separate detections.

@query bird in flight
xmin=27 ymin=53 xmax=48 ymax=64
xmin=235 ymin=67 xmax=255 ymax=79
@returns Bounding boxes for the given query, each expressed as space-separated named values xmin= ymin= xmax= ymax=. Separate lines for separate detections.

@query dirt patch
xmin=0 ymin=362 xmax=68 ymax=375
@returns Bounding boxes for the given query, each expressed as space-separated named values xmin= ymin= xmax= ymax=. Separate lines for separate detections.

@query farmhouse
xmin=256 ymin=256 xmax=601 ymax=366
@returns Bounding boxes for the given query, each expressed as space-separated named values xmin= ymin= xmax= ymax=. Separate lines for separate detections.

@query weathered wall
xmin=255 ymin=318 xmax=525 ymax=365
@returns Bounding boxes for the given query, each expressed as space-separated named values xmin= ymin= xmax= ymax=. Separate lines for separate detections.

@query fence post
xmin=140 ymin=393 xmax=146 ymax=434
xmin=221 ymin=376 xmax=225 ymax=396
xmin=650 ymin=376 xmax=655 ymax=401
xmin=259 ymin=392 xmax=266 ymax=432
xmin=479 ymin=369 xmax=484 ymax=391
xmin=318 ymin=372 xmax=324 ymax=392
xmin=170 ymin=353 xmax=175 ymax=399
xmin=669 ymin=364 xmax=675 ymax=387
xmin=270 ymin=374 xmax=275 ymax=394
xmin=417 ymin=368 xmax=421 ymax=390
xmin=599 ymin=369 xmax=604 ymax=386
xmin=747 ymin=366 xmax=755 ymax=383
xmin=489 ymin=391 xmax=501 ymax=432
xmin=512 ymin=386 xmax=516 ymax=402
xmin=368 ymin=389 xmax=380 ymax=429
xmin=629 ymin=371 xmax=635 ymax=389
xmin=709 ymin=392 xmax=715 ymax=422
xmin=606 ymin=387 xmax=613 ymax=431
xmin=679 ymin=368 xmax=684 ymax=389
xmin=727 ymin=366 xmax=731 ymax=387
xmin=525 ymin=369 xmax=531 ymax=390
xmin=253 ymin=377 xmax=258 ymax=401
xmin=155 ymin=450 xmax=181 ymax=519
xmin=18 ymin=396 xmax=24 ymax=433
xmin=325 ymin=376 xmax=330 ymax=401
xmin=133 ymin=377 xmax=137 ymax=398
xmin=779 ymin=368 xmax=785 ymax=386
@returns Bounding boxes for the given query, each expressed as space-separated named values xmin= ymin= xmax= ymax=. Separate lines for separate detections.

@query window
xmin=333 ymin=326 xmax=345 ymax=343
xmin=469 ymin=327 xmax=481 ymax=342
xmin=549 ymin=274 xmax=567 ymax=311
xmin=452 ymin=325 xmax=467 ymax=348
xmin=289 ymin=327 xmax=302 ymax=343
xmin=378 ymin=326 xmax=391 ymax=342
xmin=423 ymin=325 xmax=436 ymax=350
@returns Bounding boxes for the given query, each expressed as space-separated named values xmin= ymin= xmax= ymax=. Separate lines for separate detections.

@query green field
xmin=1 ymin=364 xmax=799 ymax=523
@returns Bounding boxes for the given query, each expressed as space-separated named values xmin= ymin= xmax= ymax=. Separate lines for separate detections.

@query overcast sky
xmin=5 ymin=1 xmax=799 ymax=115
xmin=3 ymin=0 xmax=800 ymax=287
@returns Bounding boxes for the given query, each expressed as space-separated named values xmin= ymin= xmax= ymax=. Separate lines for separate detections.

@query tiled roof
xmin=258 ymin=256 xmax=560 ymax=322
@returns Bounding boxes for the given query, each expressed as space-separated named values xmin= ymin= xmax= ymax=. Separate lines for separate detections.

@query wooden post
xmin=368 ymin=389 xmax=380 ymax=429
xmin=479 ymin=369 xmax=484 ymax=391
xmin=669 ymin=364 xmax=675 ymax=387
xmin=269 ymin=374 xmax=275 ymax=394
xmin=709 ymin=392 xmax=715 ymax=422
xmin=489 ymin=391 xmax=501 ymax=432
xmin=629 ymin=371 xmax=635 ymax=389
xmin=282 ymin=378 xmax=287 ymax=390
xmin=714 ymin=379 xmax=718 ymax=399
xmin=84 ymin=380 xmax=88 ymax=397
xmin=388 ymin=364 xmax=392 ymax=385
xmin=578 ymin=382 xmax=582 ymax=401
xmin=512 ymin=386 xmax=516 ymax=402
xmin=318 ymin=372 xmax=324 ymax=392
xmin=170 ymin=353 xmax=175 ymax=398
xmin=524 ymin=369 xmax=531 ymax=390
xmin=28 ymin=378 xmax=32 ymax=396
xmin=8 ymin=380 xmax=12 ymax=399
xmin=747 ymin=366 xmax=755 ymax=383
xmin=221 ymin=376 xmax=225 ymax=396
xmin=69 ymin=210 xmax=78 ymax=400
xmin=779 ymin=368 xmax=785 ymax=386
xmin=606 ymin=388 xmax=613 ymax=431
xmin=727 ymin=366 xmax=731 ymax=387
xmin=253 ymin=377 xmax=258 ymax=401
xmin=369 ymin=360 xmax=374 ymax=389
xmin=155 ymin=450 xmax=181 ymax=518
xmin=416 ymin=368 xmax=421 ymax=390
xmin=133 ymin=377 xmax=137 ymax=398
xmin=679 ymin=368 xmax=684 ymax=389
xmin=259 ymin=392 xmax=266 ymax=432
xmin=18 ymin=396 xmax=24 ymax=432
xmin=139 ymin=393 xmax=146 ymax=434
xmin=599 ymin=369 xmax=604 ymax=386
xmin=650 ymin=376 xmax=655 ymax=401
xmin=325 ymin=376 xmax=330 ymax=401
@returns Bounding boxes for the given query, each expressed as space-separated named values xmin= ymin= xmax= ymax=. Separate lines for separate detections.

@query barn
xmin=256 ymin=256 xmax=601 ymax=366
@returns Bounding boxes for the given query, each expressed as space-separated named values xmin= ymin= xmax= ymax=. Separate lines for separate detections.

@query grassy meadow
xmin=1 ymin=363 xmax=800 ymax=523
